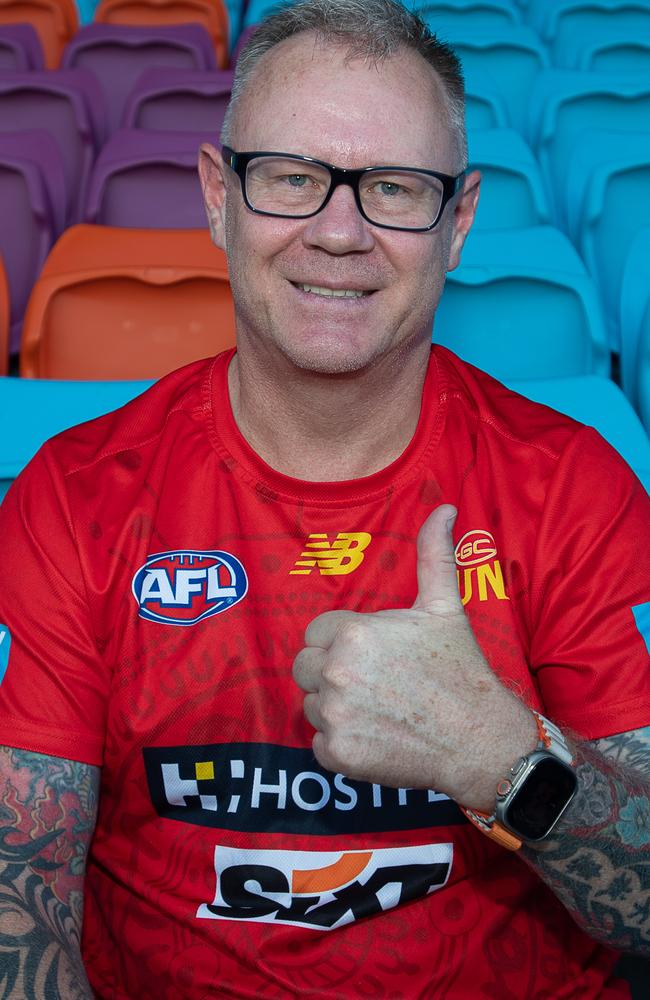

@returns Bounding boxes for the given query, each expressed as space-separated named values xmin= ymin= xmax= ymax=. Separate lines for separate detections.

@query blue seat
xmin=434 ymin=226 xmax=610 ymax=380
xmin=448 ymin=26 xmax=547 ymax=134
xmin=526 ymin=1 xmax=650 ymax=66
xmin=556 ymin=24 xmax=650 ymax=72
xmin=224 ymin=0 xmax=244 ymax=49
xmin=566 ymin=132 xmax=650 ymax=352
xmin=409 ymin=2 xmax=521 ymax=34
xmin=465 ymin=67 xmax=509 ymax=130
xmin=527 ymin=70 xmax=650 ymax=230
xmin=76 ymin=0 xmax=101 ymax=25
xmin=468 ymin=128 xmax=550 ymax=230
xmin=506 ymin=374 xmax=650 ymax=493
xmin=243 ymin=0 xmax=291 ymax=27
xmin=620 ymin=227 xmax=650 ymax=424
xmin=0 ymin=375 xmax=154 ymax=501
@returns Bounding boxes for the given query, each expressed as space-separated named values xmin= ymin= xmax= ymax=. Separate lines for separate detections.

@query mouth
xmin=292 ymin=282 xmax=374 ymax=299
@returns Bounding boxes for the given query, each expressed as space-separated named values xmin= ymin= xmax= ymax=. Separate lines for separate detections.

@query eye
xmin=286 ymin=174 xmax=310 ymax=188
xmin=378 ymin=181 xmax=404 ymax=197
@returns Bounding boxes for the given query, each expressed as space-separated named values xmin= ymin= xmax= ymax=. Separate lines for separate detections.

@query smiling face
xmin=200 ymin=33 xmax=477 ymax=376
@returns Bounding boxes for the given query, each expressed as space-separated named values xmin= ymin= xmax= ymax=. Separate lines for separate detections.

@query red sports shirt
xmin=0 ymin=347 xmax=648 ymax=999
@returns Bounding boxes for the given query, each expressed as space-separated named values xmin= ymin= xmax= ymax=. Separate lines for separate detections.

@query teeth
xmin=299 ymin=284 xmax=367 ymax=298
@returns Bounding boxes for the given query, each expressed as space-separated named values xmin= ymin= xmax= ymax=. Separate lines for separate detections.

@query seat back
xmin=469 ymin=128 xmax=550 ymax=230
xmin=20 ymin=225 xmax=236 ymax=380
xmin=122 ymin=67 xmax=232 ymax=132
xmin=545 ymin=2 xmax=650 ymax=65
xmin=95 ymin=0 xmax=228 ymax=67
xmin=621 ymin=227 xmax=650 ymax=415
xmin=582 ymin=39 xmax=650 ymax=74
xmin=0 ymin=374 xmax=153 ymax=500
xmin=434 ymin=227 xmax=610 ymax=380
xmin=62 ymin=23 xmax=217 ymax=135
xmin=0 ymin=131 xmax=65 ymax=353
xmin=0 ymin=23 xmax=44 ymax=69
xmin=0 ymin=257 xmax=8 ymax=374
xmin=0 ymin=69 xmax=106 ymax=224
xmin=84 ymin=129 xmax=210 ymax=228
xmin=0 ymin=0 xmax=78 ymax=67
xmin=402 ymin=1 xmax=521 ymax=34
xmin=465 ymin=67 xmax=509 ymax=130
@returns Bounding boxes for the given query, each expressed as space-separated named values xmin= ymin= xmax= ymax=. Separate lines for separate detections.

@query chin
xmin=280 ymin=339 xmax=385 ymax=377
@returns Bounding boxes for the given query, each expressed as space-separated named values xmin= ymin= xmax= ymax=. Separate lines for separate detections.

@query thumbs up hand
xmin=292 ymin=504 xmax=537 ymax=812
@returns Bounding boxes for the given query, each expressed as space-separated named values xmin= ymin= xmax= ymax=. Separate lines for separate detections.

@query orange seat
xmin=0 ymin=256 xmax=8 ymax=375
xmin=20 ymin=225 xmax=236 ymax=380
xmin=95 ymin=0 xmax=228 ymax=69
xmin=0 ymin=0 xmax=78 ymax=68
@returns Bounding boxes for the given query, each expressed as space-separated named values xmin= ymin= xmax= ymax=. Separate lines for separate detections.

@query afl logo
xmin=454 ymin=530 xmax=498 ymax=567
xmin=132 ymin=550 xmax=248 ymax=626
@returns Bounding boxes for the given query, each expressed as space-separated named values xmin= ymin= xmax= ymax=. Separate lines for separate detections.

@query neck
xmin=228 ymin=337 xmax=432 ymax=481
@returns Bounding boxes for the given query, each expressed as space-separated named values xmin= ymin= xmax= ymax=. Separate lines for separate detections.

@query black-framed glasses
xmin=222 ymin=145 xmax=465 ymax=232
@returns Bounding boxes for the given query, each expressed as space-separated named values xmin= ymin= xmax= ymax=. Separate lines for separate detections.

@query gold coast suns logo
xmin=454 ymin=529 xmax=508 ymax=607
xmin=197 ymin=843 xmax=452 ymax=931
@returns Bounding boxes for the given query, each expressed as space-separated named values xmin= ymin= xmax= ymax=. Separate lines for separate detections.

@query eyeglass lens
xmin=244 ymin=155 xmax=444 ymax=229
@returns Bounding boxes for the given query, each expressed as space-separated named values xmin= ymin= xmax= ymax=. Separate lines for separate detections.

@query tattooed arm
xmin=521 ymin=726 xmax=650 ymax=956
xmin=0 ymin=746 xmax=99 ymax=999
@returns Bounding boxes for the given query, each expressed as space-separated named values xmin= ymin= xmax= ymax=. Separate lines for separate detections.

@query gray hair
xmin=221 ymin=0 xmax=467 ymax=169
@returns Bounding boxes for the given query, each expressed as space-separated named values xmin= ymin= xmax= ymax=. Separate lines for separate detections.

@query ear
xmin=447 ymin=169 xmax=481 ymax=272
xmin=198 ymin=143 xmax=228 ymax=250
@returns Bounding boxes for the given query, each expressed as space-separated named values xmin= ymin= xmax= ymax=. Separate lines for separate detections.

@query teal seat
xmin=410 ymin=2 xmax=521 ymax=34
xmin=557 ymin=28 xmax=650 ymax=73
xmin=437 ymin=26 xmax=547 ymax=133
xmin=621 ymin=227 xmax=650 ymax=430
xmin=465 ymin=67 xmax=509 ymax=130
xmin=527 ymin=70 xmax=650 ymax=230
xmin=526 ymin=1 xmax=650 ymax=67
xmin=507 ymin=374 xmax=650 ymax=493
xmin=76 ymin=0 xmax=100 ymax=25
xmin=243 ymin=0 xmax=293 ymax=27
xmin=468 ymin=128 xmax=550 ymax=230
xmin=434 ymin=227 xmax=610 ymax=381
xmin=0 ymin=376 xmax=153 ymax=501
xmin=566 ymin=133 xmax=650 ymax=352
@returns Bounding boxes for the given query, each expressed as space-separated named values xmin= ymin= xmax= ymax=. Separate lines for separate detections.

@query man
xmin=0 ymin=1 xmax=648 ymax=997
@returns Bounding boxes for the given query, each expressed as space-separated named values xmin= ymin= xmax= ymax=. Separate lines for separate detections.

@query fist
xmin=292 ymin=504 xmax=537 ymax=812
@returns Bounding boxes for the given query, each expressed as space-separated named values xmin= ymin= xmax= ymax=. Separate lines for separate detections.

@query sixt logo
xmin=290 ymin=532 xmax=372 ymax=576
xmin=143 ymin=743 xmax=465 ymax=835
xmin=132 ymin=550 xmax=248 ymax=626
xmin=197 ymin=843 xmax=452 ymax=930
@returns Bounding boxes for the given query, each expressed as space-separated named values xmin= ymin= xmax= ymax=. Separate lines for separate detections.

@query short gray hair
xmin=221 ymin=0 xmax=467 ymax=169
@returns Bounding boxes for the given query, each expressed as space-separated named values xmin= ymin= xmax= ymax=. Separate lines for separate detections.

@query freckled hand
xmin=292 ymin=504 xmax=538 ymax=812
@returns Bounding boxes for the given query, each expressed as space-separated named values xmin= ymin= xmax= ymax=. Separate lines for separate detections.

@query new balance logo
xmin=290 ymin=532 xmax=372 ymax=576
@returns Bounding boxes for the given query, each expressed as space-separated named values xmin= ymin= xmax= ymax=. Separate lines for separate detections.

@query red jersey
xmin=0 ymin=347 xmax=648 ymax=999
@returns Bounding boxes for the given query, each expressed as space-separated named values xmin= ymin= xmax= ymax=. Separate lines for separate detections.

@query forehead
xmin=229 ymin=33 xmax=457 ymax=172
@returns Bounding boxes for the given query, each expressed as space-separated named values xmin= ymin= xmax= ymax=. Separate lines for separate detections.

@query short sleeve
xmin=529 ymin=426 xmax=650 ymax=739
xmin=0 ymin=444 xmax=109 ymax=764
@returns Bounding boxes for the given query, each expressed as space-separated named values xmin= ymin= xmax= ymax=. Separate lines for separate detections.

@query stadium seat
xmin=528 ymin=70 xmax=650 ymax=230
xmin=0 ymin=0 xmax=78 ymax=68
xmin=76 ymin=0 xmax=101 ymax=24
xmin=0 ymin=23 xmax=44 ymax=69
xmin=568 ymin=132 xmax=650 ymax=351
xmin=507 ymin=374 xmax=650 ymax=493
xmin=620 ymin=227 xmax=650 ymax=424
xmin=464 ymin=67 xmax=509 ymax=130
xmin=62 ymin=23 xmax=217 ymax=136
xmin=527 ymin=1 xmax=650 ymax=67
xmin=555 ymin=24 xmax=650 ymax=72
xmin=0 ymin=257 xmax=8 ymax=375
xmin=122 ymin=67 xmax=233 ymax=133
xmin=434 ymin=226 xmax=610 ymax=380
xmin=401 ymin=1 xmax=521 ymax=34
xmin=0 ymin=131 xmax=66 ymax=354
xmin=230 ymin=23 xmax=255 ymax=66
xmin=243 ymin=0 xmax=292 ymax=28
xmin=20 ymin=225 xmax=236 ymax=380
xmin=0 ymin=69 xmax=106 ymax=225
xmin=84 ymin=129 xmax=210 ymax=228
xmin=0 ymin=375 xmax=154 ymax=501
xmin=95 ymin=0 xmax=229 ymax=68
xmin=468 ymin=128 xmax=550 ymax=230
xmin=448 ymin=27 xmax=548 ymax=135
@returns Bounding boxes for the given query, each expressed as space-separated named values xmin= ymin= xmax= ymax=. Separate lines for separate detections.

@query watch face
xmin=503 ymin=757 xmax=578 ymax=841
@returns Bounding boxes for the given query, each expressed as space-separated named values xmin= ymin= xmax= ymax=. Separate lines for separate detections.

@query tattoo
xmin=522 ymin=727 xmax=650 ymax=957
xmin=0 ymin=746 xmax=99 ymax=998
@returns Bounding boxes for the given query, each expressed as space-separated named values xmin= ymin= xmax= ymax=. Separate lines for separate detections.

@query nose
xmin=301 ymin=183 xmax=375 ymax=255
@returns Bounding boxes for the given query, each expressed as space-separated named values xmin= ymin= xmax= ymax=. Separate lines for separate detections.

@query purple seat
xmin=230 ymin=24 xmax=256 ymax=68
xmin=0 ymin=24 xmax=44 ymax=70
xmin=84 ymin=128 xmax=210 ymax=228
xmin=62 ymin=23 xmax=219 ymax=136
xmin=122 ymin=67 xmax=233 ymax=134
xmin=0 ymin=70 xmax=106 ymax=225
xmin=0 ymin=131 xmax=66 ymax=353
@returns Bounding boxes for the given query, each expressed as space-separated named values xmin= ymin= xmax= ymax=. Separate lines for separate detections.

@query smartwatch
xmin=462 ymin=712 xmax=578 ymax=851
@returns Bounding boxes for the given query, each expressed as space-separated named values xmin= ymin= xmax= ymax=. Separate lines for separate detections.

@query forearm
xmin=521 ymin=732 xmax=650 ymax=956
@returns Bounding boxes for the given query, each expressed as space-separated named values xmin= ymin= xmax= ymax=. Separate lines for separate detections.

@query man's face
xmin=201 ymin=34 xmax=478 ymax=375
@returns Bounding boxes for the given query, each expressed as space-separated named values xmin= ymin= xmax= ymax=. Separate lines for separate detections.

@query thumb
xmin=413 ymin=504 xmax=460 ymax=613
